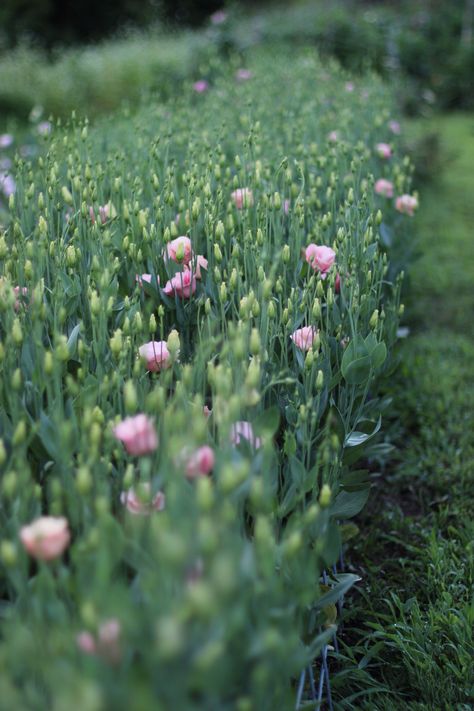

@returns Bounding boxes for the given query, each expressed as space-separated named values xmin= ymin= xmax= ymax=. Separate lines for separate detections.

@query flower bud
xmin=319 ymin=484 xmax=331 ymax=507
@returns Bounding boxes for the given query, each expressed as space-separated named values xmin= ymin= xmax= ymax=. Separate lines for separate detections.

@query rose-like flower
xmin=184 ymin=445 xmax=215 ymax=478
xmin=230 ymin=421 xmax=262 ymax=449
xmin=193 ymin=80 xmax=209 ymax=94
xmin=305 ymin=244 xmax=336 ymax=275
xmin=236 ymin=69 xmax=252 ymax=81
xmin=375 ymin=142 xmax=392 ymax=159
xmin=135 ymin=273 xmax=159 ymax=288
xmin=76 ymin=631 xmax=96 ymax=655
xmin=113 ymin=414 xmax=158 ymax=456
xmin=388 ymin=120 xmax=401 ymax=135
xmin=374 ymin=179 xmax=394 ymax=198
xmin=37 ymin=121 xmax=52 ymax=136
xmin=163 ymin=270 xmax=197 ymax=299
xmin=290 ymin=326 xmax=318 ymax=351
xmin=0 ymin=172 xmax=16 ymax=197
xmin=345 ymin=81 xmax=355 ymax=92
xmin=139 ymin=341 xmax=171 ymax=372
xmin=395 ymin=194 xmax=418 ymax=216
xmin=231 ymin=188 xmax=254 ymax=209
xmin=89 ymin=203 xmax=112 ymax=225
xmin=328 ymin=130 xmax=339 ymax=143
xmin=20 ymin=516 xmax=71 ymax=562
xmin=203 ymin=405 xmax=212 ymax=419
xmin=186 ymin=255 xmax=208 ymax=280
xmin=120 ymin=483 xmax=165 ymax=514
xmin=77 ymin=619 xmax=122 ymax=664
xmin=166 ymin=236 xmax=193 ymax=265
xmin=210 ymin=10 xmax=227 ymax=24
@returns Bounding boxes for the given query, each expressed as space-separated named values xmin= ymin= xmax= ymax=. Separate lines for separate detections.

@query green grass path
xmin=334 ymin=114 xmax=474 ymax=709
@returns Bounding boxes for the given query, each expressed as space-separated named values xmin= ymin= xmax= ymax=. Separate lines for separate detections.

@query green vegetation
xmin=332 ymin=114 xmax=474 ymax=709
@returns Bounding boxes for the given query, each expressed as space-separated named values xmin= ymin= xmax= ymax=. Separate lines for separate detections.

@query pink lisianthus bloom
xmin=77 ymin=619 xmax=122 ymax=664
xmin=374 ymin=178 xmax=394 ymax=198
xmin=395 ymin=194 xmax=418 ymax=216
xmin=163 ymin=270 xmax=197 ymax=299
xmin=345 ymin=81 xmax=355 ymax=92
xmin=328 ymin=130 xmax=339 ymax=143
xmin=283 ymin=199 xmax=290 ymax=215
xmin=230 ymin=421 xmax=262 ymax=449
xmin=13 ymin=285 xmax=29 ymax=311
xmin=236 ymin=68 xmax=252 ymax=81
xmin=210 ymin=10 xmax=227 ymax=24
xmin=388 ymin=120 xmax=401 ymax=135
xmin=20 ymin=516 xmax=71 ymax=562
xmin=139 ymin=341 xmax=172 ymax=373
xmin=203 ymin=405 xmax=212 ymax=419
xmin=290 ymin=326 xmax=318 ymax=351
xmin=231 ymin=187 xmax=254 ymax=209
xmin=0 ymin=134 xmax=14 ymax=148
xmin=135 ymin=273 xmax=158 ymax=288
xmin=184 ymin=445 xmax=215 ymax=479
xmin=113 ymin=414 xmax=158 ymax=456
xmin=120 ymin=483 xmax=165 ymax=515
xmin=89 ymin=203 xmax=112 ymax=225
xmin=375 ymin=142 xmax=392 ymax=159
xmin=305 ymin=244 xmax=336 ymax=276
xmin=166 ymin=236 xmax=193 ymax=265
xmin=37 ymin=121 xmax=52 ymax=136
xmin=193 ymin=80 xmax=209 ymax=94
xmin=186 ymin=254 xmax=208 ymax=280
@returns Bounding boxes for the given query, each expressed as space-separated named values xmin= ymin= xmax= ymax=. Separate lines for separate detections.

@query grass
xmin=331 ymin=113 xmax=474 ymax=709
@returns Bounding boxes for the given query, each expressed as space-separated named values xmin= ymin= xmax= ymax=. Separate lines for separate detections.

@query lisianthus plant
xmin=0 ymin=49 xmax=415 ymax=708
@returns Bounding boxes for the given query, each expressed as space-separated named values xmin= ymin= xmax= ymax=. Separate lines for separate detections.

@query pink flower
xmin=210 ymin=10 xmax=227 ymax=24
xmin=374 ymin=179 xmax=394 ymax=198
xmin=193 ymin=80 xmax=209 ymax=94
xmin=184 ymin=445 xmax=215 ymax=478
xmin=166 ymin=236 xmax=193 ymax=265
xmin=139 ymin=341 xmax=171 ymax=372
xmin=345 ymin=81 xmax=355 ymax=92
xmin=305 ymin=244 xmax=336 ymax=275
xmin=290 ymin=326 xmax=318 ymax=351
xmin=113 ymin=414 xmax=158 ymax=456
xmin=376 ymin=143 xmax=392 ymax=159
xmin=77 ymin=619 xmax=122 ymax=664
xmin=0 ymin=134 xmax=14 ymax=148
xmin=20 ymin=516 xmax=71 ymax=562
xmin=0 ymin=172 xmax=16 ymax=197
xmin=203 ymin=406 xmax=212 ymax=419
xmin=283 ymin=199 xmax=290 ymax=215
xmin=37 ymin=121 xmax=52 ymax=136
xmin=328 ymin=130 xmax=339 ymax=143
xmin=135 ymin=273 xmax=158 ymax=288
xmin=389 ymin=120 xmax=401 ymax=135
xmin=230 ymin=421 xmax=262 ymax=449
xmin=236 ymin=69 xmax=252 ymax=82
xmin=120 ymin=483 xmax=165 ymax=515
xmin=231 ymin=188 xmax=254 ymax=209
xmin=187 ymin=254 xmax=208 ymax=280
xmin=163 ymin=270 xmax=196 ymax=299
xmin=89 ymin=204 xmax=111 ymax=225
xmin=395 ymin=194 xmax=418 ymax=216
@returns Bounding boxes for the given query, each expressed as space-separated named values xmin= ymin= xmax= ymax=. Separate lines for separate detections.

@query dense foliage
xmin=0 ymin=50 xmax=416 ymax=708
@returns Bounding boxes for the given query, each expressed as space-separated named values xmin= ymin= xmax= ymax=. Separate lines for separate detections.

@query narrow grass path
xmin=333 ymin=114 xmax=474 ymax=710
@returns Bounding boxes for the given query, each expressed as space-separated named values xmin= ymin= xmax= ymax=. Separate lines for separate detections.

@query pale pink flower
xmin=0 ymin=134 xmax=13 ymax=148
xmin=37 ymin=121 xmax=52 ymax=136
xmin=193 ymin=80 xmax=209 ymax=94
xmin=186 ymin=255 xmax=208 ymax=280
xmin=139 ymin=341 xmax=171 ymax=372
xmin=20 ymin=516 xmax=71 ymax=562
xmin=120 ymin=483 xmax=165 ymax=515
xmin=77 ymin=619 xmax=122 ymax=664
xmin=388 ymin=120 xmax=401 ymax=135
xmin=184 ymin=445 xmax=215 ymax=478
xmin=13 ymin=285 xmax=29 ymax=311
xmin=395 ymin=194 xmax=418 ymax=216
xmin=345 ymin=81 xmax=355 ymax=92
xmin=166 ymin=236 xmax=193 ymax=265
xmin=305 ymin=244 xmax=336 ymax=275
xmin=231 ymin=188 xmax=254 ymax=209
xmin=230 ymin=421 xmax=262 ymax=449
xmin=0 ymin=172 xmax=16 ymax=197
xmin=135 ymin=273 xmax=158 ymax=288
xmin=290 ymin=326 xmax=318 ymax=351
xmin=236 ymin=69 xmax=252 ymax=82
xmin=76 ymin=631 xmax=97 ymax=655
xmin=113 ymin=414 xmax=158 ymax=456
xmin=328 ymin=130 xmax=339 ymax=143
xmin=375 ymin=143 xmax=392 ymax=159
xmin=203 ymin=406 xmax=212 ymax=419
xmin=374 ymin=179 xmax=394 ymax=198
xmin=210 ymin=10 xmax=227 ymax=24
xmin=163 ymin=270 xmax=197 ymax=299
xmin=283 ymin=199 xmax=290 ymax=215
xmin=89 ymin=204 xmax=111 ymax=225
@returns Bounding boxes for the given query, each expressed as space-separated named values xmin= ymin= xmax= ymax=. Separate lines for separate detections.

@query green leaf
xmin=330 ymin=487 xmax=370 ymax=519
xmin=313 ymin=573 xmax=361 ymax=610
xmin=344 ymin=415 xmax=381 ymax=447
xmin=253 ymin=406 xmax=280 ymax=436
xmin=341 ymin=337 xmax=372 ymax=384
xmin=67 ymin=323 xmax=81 ymax=357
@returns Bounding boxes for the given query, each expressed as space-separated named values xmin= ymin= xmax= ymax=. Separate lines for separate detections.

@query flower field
xmin=0 ymin=49 xmax=418 ymax=709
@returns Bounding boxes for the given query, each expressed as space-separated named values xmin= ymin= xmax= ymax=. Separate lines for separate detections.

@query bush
xmin=0 ymin=49 xmax=415 ymax=708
